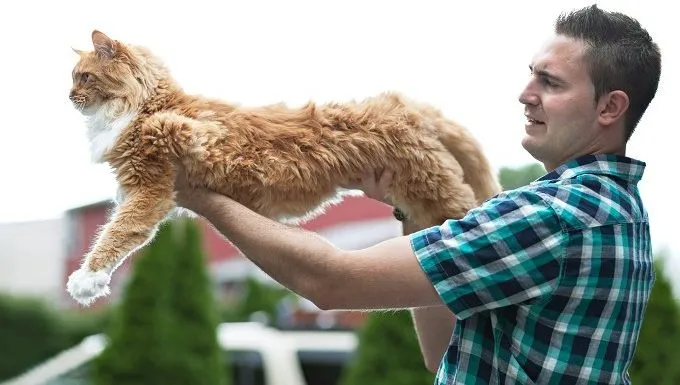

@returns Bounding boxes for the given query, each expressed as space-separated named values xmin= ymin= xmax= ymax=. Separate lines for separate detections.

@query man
xmin=175 ymin=4 xmax=661 ymax=384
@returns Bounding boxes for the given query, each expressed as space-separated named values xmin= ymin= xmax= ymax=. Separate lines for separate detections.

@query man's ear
xmin=597 ymin=90 xmax=629 ymax=127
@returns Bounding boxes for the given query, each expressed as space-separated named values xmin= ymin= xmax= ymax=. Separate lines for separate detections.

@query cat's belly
xmin=191 ymin=159 xmax=364 ymax=223
xmin=272 ymin=187 xmax=365 ymax=224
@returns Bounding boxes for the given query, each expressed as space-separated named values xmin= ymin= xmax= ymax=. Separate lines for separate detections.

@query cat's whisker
xmin=74 ymin=100 xmax=86 ymax=112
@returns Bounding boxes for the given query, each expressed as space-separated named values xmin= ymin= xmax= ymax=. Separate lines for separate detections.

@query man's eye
xmin=540 ymin=77 xmax=557 ymax=88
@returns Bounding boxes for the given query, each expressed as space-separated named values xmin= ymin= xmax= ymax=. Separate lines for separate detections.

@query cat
xmin=66 ymin=30 xmax=501 ymax=306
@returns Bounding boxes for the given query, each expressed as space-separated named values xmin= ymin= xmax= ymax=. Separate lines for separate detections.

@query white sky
xmin=1 ymin=1 xmax=677 ymax=280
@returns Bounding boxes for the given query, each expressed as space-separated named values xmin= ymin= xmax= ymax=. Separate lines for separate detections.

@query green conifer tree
xmin=91 ymin=223 xmax=176 ymax=385
xmin=92 ymin=220 xmax=228 ymax=384
xmin=165 ymin=219 xmax=229 ymax=385
xmin=339 ymin=311 xmax=435 ymax=385
xmin=629 ymin=256 xmax=680 ymax=384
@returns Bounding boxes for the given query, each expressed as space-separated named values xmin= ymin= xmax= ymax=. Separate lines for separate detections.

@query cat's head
xmin=69 ymin=30 xmax=167 ymax=118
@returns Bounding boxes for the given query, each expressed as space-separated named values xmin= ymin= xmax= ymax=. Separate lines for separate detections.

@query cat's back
xmin=151 ymin=91 xmax=238 ymax=121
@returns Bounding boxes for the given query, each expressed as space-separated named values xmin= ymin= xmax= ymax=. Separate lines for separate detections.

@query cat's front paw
xmin=66 ymin=268 xmax=111 ymax=306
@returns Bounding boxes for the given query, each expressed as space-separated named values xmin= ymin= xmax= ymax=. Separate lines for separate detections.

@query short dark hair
xmin=555 ymin=4 xmax=661 ymax=141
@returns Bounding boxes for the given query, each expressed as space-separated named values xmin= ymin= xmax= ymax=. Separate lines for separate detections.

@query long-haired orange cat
xmin=66 ymin=30 xmax=501 ymax=306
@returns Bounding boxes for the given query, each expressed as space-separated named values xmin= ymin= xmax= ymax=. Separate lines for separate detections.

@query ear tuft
xmin=92 ymin=30 xmax=116 ymax=59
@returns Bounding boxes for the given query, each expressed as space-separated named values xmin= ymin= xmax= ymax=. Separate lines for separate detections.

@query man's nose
xmin=518 ymin=82 xmax=539 ymax=106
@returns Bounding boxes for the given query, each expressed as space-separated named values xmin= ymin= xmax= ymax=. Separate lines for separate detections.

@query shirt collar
xmin=532 ymin=154 xmax=646 ymax=185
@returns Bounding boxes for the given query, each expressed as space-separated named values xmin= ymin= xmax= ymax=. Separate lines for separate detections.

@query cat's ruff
xmin=86 ymin=109 xmax=137 ymax=163
xmin=65 ymin=30 xmax=502 ymax=306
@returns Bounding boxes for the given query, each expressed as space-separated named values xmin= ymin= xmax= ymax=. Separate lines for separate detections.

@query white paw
xmin=66 ymin=268 xmax=111 ymax=306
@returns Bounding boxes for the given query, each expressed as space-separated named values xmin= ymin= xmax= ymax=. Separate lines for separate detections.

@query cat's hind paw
xmin=66 ymin=268 xmax=111 ymax=306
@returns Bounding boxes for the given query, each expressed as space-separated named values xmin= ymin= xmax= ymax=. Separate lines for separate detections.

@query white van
xmin=2 ymin=322 xmax=358 ymax=385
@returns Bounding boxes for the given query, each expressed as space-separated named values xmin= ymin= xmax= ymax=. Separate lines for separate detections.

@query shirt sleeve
xmin=409 ymin=189 xmax=565 ymax=320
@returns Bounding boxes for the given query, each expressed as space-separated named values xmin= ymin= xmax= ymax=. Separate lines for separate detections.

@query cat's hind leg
xmin=393 ymin=151 xmax=479 ymax=228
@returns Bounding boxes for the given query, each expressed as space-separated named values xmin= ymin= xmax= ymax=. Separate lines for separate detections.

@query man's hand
xmin=172 ymin=164 xmax=216 ymax=216
xmin=341 ymin=168 xmax=396 ymax=205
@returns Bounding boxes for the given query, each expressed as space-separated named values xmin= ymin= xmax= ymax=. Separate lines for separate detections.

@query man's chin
xmin=521 ymin=137 xmax=544 ymax=161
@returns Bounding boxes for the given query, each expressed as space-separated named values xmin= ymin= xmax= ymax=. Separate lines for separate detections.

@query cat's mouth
xmin=70 ymin=95 xmax=92 ymax=114
xmin=70 ymin=95 xmax=85 ymax=108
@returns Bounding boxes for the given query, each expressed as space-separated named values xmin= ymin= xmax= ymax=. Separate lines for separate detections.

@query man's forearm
xmin=181 ymin=186 xmax=445 ymax=311
xmin=188 ymin=189 xmax=341 ymax=303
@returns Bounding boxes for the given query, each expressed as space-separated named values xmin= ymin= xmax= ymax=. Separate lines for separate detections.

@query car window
xmin=297 ymin=350 xmax=354 ymax=385
xmin=227 ymin=349 xmax=266 ymax=385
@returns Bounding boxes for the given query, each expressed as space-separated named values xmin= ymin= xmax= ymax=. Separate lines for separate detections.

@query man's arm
xmin=179 ymin=186 xmax=444 ymax=311
xmin=403 ymin=219 xmax=456 ymax=373
xmin=410 ymin=305 xmax=455 ymax=372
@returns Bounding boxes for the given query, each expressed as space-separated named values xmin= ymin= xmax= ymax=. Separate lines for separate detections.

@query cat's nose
xmin=69 ymin=90 xmax=76 ymax=101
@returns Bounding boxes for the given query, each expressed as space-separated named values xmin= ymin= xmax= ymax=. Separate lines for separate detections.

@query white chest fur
xmin=86 ymin=110 xmax=136 ymax=163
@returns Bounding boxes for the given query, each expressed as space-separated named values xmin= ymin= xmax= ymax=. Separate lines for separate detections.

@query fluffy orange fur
xmin=66 ymin=30 xmax=501 ymax=306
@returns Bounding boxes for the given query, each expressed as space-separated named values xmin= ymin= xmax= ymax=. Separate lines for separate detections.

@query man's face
xmin=519 ymin=35 xmax=600 ymax=170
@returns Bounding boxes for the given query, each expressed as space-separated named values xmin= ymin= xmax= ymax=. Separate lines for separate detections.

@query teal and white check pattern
xmin=410 ymin=154 xmax=654 ymax=384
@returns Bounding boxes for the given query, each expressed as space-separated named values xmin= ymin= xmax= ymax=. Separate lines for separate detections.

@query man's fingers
xmin=356 ymin=169 xmax=374 ymax=196
xmin=339 ymin=178 xmax=360 ymax=190
xmin=378 ymin=168 xmax=395 ymax=192
xmin=362 ymin=169 xmax=376 ymax=185
xmin=340 ymin=168 xmax=394 ymax=202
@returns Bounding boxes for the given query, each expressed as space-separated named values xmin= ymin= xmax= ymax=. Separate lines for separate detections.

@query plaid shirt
xmin=410 ymin=154 xmax=654 ymax=384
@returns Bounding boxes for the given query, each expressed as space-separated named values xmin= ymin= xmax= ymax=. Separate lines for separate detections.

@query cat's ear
xmin=91 ymin=30 xmax=117 ymax=59
xmin=72 ymin=47 xmax=85 ymax=56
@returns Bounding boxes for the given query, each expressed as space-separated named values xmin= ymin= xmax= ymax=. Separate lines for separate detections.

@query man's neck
xmin=543 ymin=146 xmax=627 ymax=172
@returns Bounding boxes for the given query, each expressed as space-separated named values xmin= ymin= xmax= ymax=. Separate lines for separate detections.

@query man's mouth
xmin=526 ymin=116 xmax=545 ymax=125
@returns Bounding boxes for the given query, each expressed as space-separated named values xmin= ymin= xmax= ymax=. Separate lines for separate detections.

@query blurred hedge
xmin=0 ymin=294 xmax=111 ymax=381
xmin=339 ymin=310 xmax=435 ymax=385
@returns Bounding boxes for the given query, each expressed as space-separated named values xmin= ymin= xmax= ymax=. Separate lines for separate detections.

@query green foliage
xmin=498 ymin=163 xmax=545 ymax=190
xmin=0 ymin=294 xmax=111 ymax=381
xmin=220 ymin=277 xmax=291 ymax=324
xmin=92 ymin=220 xmax=228 ymax=385
xmin=339 ymin=311 xmax=435 ymax=385
xmin=0 ymin=295 xmax=66 ymax=380
xmin=629 ymin=257 xmax=680 ymax=384
xmin=92 ymin=222 xmax=177 ymax=385
xmin=58 ymin=307 xmax=112 ymax=348
xmin=165 ymin=220 xmax=228 ymax=385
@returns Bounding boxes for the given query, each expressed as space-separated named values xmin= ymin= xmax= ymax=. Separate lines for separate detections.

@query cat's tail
xmin=436 ymin=119 xmax=502 ymax=204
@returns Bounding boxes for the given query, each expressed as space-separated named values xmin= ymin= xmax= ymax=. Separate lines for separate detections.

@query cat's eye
xmin=80 ymin=72 xmax=91 ymax=83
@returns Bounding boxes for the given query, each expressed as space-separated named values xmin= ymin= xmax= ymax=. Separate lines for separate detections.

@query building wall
xmin=0 ymin=218 xmax=66 ymax=301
